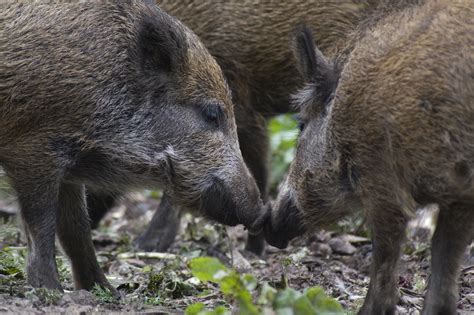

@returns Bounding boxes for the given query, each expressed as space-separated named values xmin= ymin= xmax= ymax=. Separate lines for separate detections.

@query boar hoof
xmin=245 ymin=233 xmax=265 ymax=256
xmin=421 ymin=303 xmax=457 ymax=315
xmin=358 ymin=303 xmax=395 ymax=315
xmin=27 ymin=263 xmax=62 ymax=291
xmin=265 ymin=236 xmax=290 ymax=250
xmin=134 ymin=227 xmax=177 ymax=252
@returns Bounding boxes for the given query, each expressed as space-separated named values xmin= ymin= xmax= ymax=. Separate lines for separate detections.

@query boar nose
xmin=233 ymin=162 xmax=265 ymax=227
xmin=264 ymin=191 xmax=305 ymax=249
xmin=200 ymin=170 xmax=264 ymax=228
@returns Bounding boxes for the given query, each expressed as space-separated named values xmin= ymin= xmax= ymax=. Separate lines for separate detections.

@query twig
xmin=225 ymin=227 xmax=234 ymax=267
xmin=117 ymin=252 xmax=179 ymax=260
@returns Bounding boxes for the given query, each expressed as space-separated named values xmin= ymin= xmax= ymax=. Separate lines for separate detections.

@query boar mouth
xmin=199 ymin=178 xmax=242 ymax=227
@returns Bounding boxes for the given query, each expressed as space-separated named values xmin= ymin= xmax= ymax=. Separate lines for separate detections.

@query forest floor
xmin=0 ymin=192 xmax=473 ymax=314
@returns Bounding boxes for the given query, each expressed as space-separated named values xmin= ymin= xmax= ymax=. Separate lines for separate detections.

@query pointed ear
xmin=137 ymin=15 xmax=188 ymax=74
xmin=294 ymin=26 xmax=340 ymax=104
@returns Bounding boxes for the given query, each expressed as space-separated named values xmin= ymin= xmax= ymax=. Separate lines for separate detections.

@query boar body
xmin=270 ymin=0 xmax=473 ymax=314
xmin=92 ymin=0 xmax=420 ymax=254
xmin=1 ymin=1 xmax=262 ymax=292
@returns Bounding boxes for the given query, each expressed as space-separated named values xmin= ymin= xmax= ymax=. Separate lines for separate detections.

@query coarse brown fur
xmin=91 ymin=0 xmax=424 ymax=254
xmin=267 ymin=0 xmax=473 ymax=314
xmin=1 ymin=1 xmax=263 ymax=293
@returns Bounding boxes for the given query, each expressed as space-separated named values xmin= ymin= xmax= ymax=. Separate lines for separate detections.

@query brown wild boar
xmin=89 ymin=0 xmax=414 ymax=254
xmin=0 ymin=1 xmax=263 ymax=292
xmin=265 ymin=0 xmax=473 ymax=314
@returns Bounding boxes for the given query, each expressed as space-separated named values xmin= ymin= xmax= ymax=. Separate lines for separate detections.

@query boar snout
xmin=264 ymin=190 xmax=306 ymax=249
xmin=200 ymin=172 xmax=264 ymax=229
xmin=248 ymin=203 xmax=271 ymax=236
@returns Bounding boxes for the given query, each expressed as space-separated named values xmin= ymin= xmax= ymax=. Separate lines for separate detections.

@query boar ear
xmin=137 ymin=17 xmax=187 ymax=74
xmin=294 ymin=26 xmax=339 ymax=104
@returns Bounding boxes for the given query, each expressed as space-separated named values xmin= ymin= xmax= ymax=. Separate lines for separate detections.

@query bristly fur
xmin=87 ymin=0 xmax=431 ymax=254
xmin=270 ymin=0 xmax=474 ymax=314
xmin=89 ymin=0 xmax=405 ymax=254
xmin=291 ymin=83 xmax=317 ymax=112
xmin=0 ymin=0 xmax=263 ymax=294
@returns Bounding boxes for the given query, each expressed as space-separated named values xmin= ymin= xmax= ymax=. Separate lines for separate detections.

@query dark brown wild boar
xmin=0 ymin=1 xmax=263 ymax=292
xmin=265 ymin=0 xmax=473 ymax=314
xmin=89 ymin=0 xmax=420 ymax=255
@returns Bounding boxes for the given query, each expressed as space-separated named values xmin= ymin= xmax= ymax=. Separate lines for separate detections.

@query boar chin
xmin=264 ymin=194 xmax=306 ymax=249
xmin=199 ymin=178 xmax=263 ymax=228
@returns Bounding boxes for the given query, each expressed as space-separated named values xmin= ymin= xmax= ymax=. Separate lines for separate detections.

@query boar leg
xmin=13 ymin=175 xmax=62 ymax=290
xmin=135 ymin=193 xmax=181 ymax=252
xmin=237 ymin=112 xmax=269 ymax=255
xmin=422 ymin=203 xmax=473 ymax=315
xmin=87 ymin=191 xmax=118 ymax=229
xmin=245 ymin=231 xmax=265 ymax=255
xmin=360 ymin=208 xmax=408 ymax=315
xmin=56 ymin=183 xmax=114 ymax=292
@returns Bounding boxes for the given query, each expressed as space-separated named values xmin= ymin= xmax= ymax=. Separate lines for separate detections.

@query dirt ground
xmin=0 ymin=192 xmax=473 ymax=314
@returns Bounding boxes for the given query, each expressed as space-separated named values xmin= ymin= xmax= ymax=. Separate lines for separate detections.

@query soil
xmin=0 ymin=193 xmax=472 ymax=314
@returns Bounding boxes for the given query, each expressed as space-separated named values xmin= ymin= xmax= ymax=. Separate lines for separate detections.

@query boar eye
xmin=202 ymin=103 xmax=224 ymax=128
xmin=298 ymin=121 xmax=305 ymax=132
xmin=295 ymin=115 xmax=306 ymax=132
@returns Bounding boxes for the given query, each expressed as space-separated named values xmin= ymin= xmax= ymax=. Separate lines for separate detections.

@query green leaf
xmin=0 ymin=247 xmax=25 ymax=279
xmin=185 ymin=303 xmax=231 ymax=315
xmin=257 ymin=282 xmax=277 ymax=305
xmin=268 ymin=114 xmax=299 ymax=193
xmin=219 ymin=272 xmax=241 ymax=295
xmin=237 ymin=290 xmax=260 ymax=315
xmin=213 ymin=306 xmax=231 ymax=315
xmin=92 ymin=284 xmax=117 ymax=304
xmin=293 ymin=295 xmax=315 ymax=315
xmin=304 ymin=287 xmax=344 ymax=314
xmin=185 ymin=302 xmax=206 ymax=315
xmin=274 ymin=288 xmax=301 ymax=309
xmin=242 ymin=274 xmax=257 ymax=292
xmin=188 ymin=257 xmax=345 ymax=315
xmin=189 ymin=257 xmax=228 ymax=283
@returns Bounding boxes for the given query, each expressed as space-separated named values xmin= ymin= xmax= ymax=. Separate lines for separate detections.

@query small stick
xmin=117 ymin=252 xmax=179 ymax=260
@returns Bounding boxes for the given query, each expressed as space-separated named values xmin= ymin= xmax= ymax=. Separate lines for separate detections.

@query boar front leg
xmin=12 ymin=173 xmax=62 ymax=290
xmin=57 ymin=183 xmax=114 ymax=292
xmin=422 ymin=203 xmax=474 ymax=315
xmin=360 ymin=205 xmax=408 ymax=315
xmin=135 ymin=193 xmax=181 ymax=252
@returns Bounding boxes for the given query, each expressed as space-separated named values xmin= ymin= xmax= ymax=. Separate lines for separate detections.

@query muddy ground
xmin=0 ymin=191 xmax=473 ymax=314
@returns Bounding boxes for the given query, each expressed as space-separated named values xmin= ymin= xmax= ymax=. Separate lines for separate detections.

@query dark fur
xmin=90 ymin=0 xmax=418 ymax=254
xmin=1 ymin=1 xmax=263 ymax=292
xmin=267 ymin=0 xmax=473 ymax=314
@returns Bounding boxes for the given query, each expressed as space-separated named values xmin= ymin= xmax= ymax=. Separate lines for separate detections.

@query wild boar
xmin=266 ymin=0 xmax=473 ymax=314
xmin=0 ymin=1 xmax=263 ymax=292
